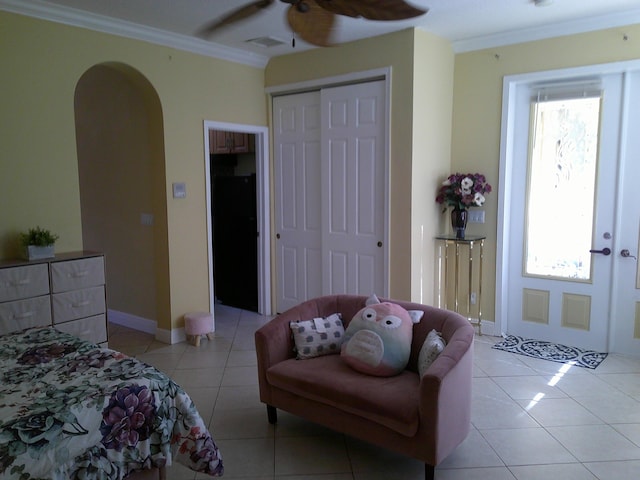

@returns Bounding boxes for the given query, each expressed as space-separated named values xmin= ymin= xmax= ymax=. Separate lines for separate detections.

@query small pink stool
xmin=184 ymin=311 xmax=214 ymax=347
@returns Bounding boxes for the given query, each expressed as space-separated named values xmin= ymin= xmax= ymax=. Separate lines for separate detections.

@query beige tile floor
xmin=108 ymin=305 xmax=640 ymax=480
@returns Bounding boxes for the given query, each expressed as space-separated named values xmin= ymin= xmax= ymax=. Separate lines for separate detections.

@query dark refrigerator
xmin=212 ymin=174 xmax=258 ymax=311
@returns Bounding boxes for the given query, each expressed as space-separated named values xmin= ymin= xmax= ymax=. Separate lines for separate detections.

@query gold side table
xmin=436 ymin=235 xmax=486 ymax=335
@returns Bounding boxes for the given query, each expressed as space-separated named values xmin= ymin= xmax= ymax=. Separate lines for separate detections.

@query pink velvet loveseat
xmin=255 ymin=295 xmax=474 ymax=480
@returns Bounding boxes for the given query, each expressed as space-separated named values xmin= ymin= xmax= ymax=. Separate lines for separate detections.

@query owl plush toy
xmin=341 ymin=294 xmax=423 ymax=377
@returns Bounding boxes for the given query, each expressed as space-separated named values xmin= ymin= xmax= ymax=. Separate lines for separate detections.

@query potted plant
xmin=436 ymin=173 xmax=492 ymax=239
xmin=20 ymin=226 xmax=59 ymax=260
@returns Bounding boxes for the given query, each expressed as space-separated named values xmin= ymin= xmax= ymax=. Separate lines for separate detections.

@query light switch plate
xmin=140 ymin=213 xmax=154 ymax=226
xmin=468 ymin=209 xmax=485 ymax=223
xmin=172 ymin=182 xmax=186 ymax=199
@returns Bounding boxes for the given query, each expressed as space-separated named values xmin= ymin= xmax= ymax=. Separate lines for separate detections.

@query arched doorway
xmin=74 ymin=63 xmax=170 ymax=337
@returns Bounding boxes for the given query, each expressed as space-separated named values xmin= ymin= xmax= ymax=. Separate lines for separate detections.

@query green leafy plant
xmin=20 ymin=226 xmax=59 ymax=247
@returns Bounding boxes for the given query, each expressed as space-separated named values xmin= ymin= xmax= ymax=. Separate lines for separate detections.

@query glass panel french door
xmin=525 ymin=96 xmax=601 ymax=281
xmin=505 ymin=74 xmax=622 ymax=352
xmin=610 ymin=70 xmax=640 ymax=356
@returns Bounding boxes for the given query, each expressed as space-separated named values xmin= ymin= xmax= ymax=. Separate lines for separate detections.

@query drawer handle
xmin=72 ymin=300 xmax=91 ymax=308
xmin=11 ymin=279 xmax=31 ymax=286
xmin=70 ymin=271 xmax=89 ymax=278
xmin=14 ymin=311 xmax=35 ymax=319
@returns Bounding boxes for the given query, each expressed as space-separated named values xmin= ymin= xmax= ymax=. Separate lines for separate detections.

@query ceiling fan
xmin=197 ymin=0 xmax=428 ymax=48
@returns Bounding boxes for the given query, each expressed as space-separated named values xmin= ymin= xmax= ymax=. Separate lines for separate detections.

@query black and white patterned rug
xmin=492 ymin=334 xmax=608 ymax=369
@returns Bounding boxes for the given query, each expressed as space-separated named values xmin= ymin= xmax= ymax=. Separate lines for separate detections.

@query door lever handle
xmin=589 ymin=247 xmax=611 ymax=256
xmin=621 ymin=249 xmax=637 ymax=259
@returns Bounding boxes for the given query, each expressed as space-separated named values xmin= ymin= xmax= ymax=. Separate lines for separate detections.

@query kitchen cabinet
xmin=210 ymin=130 xmax=252 ymax=154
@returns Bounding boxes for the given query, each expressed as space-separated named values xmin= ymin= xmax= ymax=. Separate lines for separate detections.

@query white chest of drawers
xmin=0 ymin=263 xmax=51 ymax=333
xmin=0 ymin=252 xmax=108 ymax=346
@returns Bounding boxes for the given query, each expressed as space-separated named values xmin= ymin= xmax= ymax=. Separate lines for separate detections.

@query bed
xmin=0 ymin=327 xmax=223 ymax=479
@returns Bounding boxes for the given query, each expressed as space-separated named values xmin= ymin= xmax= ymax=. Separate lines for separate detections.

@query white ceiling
xmin=4 ymin=0 xmax=640 ymax=66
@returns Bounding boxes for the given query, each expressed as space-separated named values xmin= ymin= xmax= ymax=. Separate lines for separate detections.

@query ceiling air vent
xmin=245 ymin=36 xmax=286 ymax=48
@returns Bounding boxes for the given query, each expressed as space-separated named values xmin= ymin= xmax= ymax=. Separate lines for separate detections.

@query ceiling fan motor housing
xmin=280 ymin=0 xmax=310 ymax=12
xmin=201 ymin=0 xmax=428 ymax=48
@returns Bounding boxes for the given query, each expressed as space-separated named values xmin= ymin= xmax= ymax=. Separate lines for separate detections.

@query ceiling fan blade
xmin=287 ymin=2 xmax=336 ymax=47
xmin=197 ymin=0 xmax=275 ymax=37
xmin=315 ymin=0 xmax=427 ymax=21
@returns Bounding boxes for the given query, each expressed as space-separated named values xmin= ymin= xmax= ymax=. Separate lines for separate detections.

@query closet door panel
xmin=356 ymin=252 xmax=377 ymax=294
xmin=322 ymin=81 xmax=386 ymax=296
xmin=274 ymin=91 xmax=322 ymax=313
xmin=274 ymin=80 xmax=387 ymax=310
xmin=328 ymin=140 xmax=348 ymax=233
xmin=357 ymin=137 xmax=377 ymax=236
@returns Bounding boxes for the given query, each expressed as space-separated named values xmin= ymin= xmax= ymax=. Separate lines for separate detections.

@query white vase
xmin=25 ymin=245 xmax=55 ymax=261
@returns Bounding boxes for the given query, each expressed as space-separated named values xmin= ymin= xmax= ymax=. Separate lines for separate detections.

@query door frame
xmin=496 ymin=58 xmax=640 ymax=347
xmin=203 ymin=120 xmax=271 ymax=316
xmin=266 ymin=67 xmax=392 ymax=302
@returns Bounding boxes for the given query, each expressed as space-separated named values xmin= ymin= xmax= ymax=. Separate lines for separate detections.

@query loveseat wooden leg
xmin=266 ymin=405 xmax=277 ymax=424
xmin=425 ymin=463 xmax=434 ymax=480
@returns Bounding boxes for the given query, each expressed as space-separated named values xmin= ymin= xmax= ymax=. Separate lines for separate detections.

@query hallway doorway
xmin=75 ymin=63 xmax=170 ymax=334
xmin=203 ymin=121 xmax=271 ymax=316
xmin=210 ymin=130 xmax=258 ymax=311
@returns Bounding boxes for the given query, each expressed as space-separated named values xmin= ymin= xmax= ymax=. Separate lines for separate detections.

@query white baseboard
xmin=108 ymin=309 xmax=186 ymax=345
xmin=164 ymin=326 xmax=187 ymax=345
xmin=466 ymin=317 xmax=498 ymax=337
xmin=108 ymin=309 xmax=156 ymax=334
xmin=477 ymin=319 xmax=497 ymax=337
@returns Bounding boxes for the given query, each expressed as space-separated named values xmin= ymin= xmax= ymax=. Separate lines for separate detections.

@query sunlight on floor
xmin=108 ymin=306 xmax=640 ymax=480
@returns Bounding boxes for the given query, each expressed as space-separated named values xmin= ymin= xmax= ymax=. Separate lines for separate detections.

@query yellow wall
xmin=3 ymin=7 xmax=639 ymax=334
xmin=452 ymin=24 xmax=640 ymax=321
xmin=75 ymin=65 xmax=162 ymax=323
xmin=411 ymin=29 xmax=454 ymax=305
xmin=265 ymin=29 xmax=454 ymax=302
xmin=0 ymin=11 xmax=267 ymax=332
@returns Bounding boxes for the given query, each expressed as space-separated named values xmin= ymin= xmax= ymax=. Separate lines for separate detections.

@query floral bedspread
xmin=0 ymin=328 xmax=223 ymax=479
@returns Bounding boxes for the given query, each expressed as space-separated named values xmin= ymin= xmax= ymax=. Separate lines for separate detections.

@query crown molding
xmin=0 ymin=0 xmax=269 ymax=68
xmin=451 ymin=8 xmax=640 ymax=53
xmin=4 ymin=0 xmax=639 ymax=62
